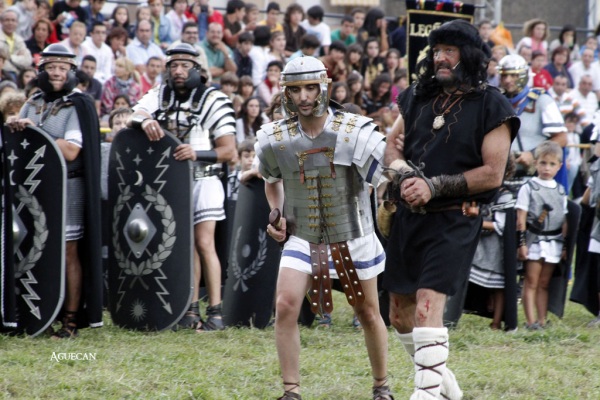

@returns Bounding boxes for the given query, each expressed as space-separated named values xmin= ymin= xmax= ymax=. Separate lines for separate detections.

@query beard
xmin=435 ymin=61 xmax=460 ymax=87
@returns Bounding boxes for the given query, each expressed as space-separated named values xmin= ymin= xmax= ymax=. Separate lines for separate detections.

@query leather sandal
xmin=195 ymin=303 xmax=225 ymax=332
xmin=177 ymin=301 xmax=200 ymax=329
xmin=51 ymin=311 xmax=78 ymax=339
xmin=373 ymin=376 xmax=394 ymax=400
xmin=277 ymin=382 xmax=301 ymax=400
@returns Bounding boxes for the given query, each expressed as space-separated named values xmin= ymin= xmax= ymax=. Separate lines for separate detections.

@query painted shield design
xmin=2 ymin=125 xmax=66 ymax=336
xmin=108 ymin=128 xmax=193 ymax=331
xmin=223 ymin=178 xmax=281 ymax=328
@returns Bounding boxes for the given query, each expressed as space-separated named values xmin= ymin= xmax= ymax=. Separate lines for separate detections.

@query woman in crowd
xmin=257 ymin=60 xmax=283 ymax=107
xmin=238 ymin=75 xmax=255 ymax=103
xmin=357 ymin=7 xmax=388 ymax=55
xmin=17 ymin=67 xmax=37 ymax=90
xmin=516 ymin=18 xmax=549 ymax=56
xmin=101 ymin=58 xmax=141 ymax=117
xmin=383 ymin=48 xmax=402 ymax=83
xmin=544 ymin=46 xmax=574 ymax=88
xmin=282 ymin=3 xmax=305 ymax=58
xmin=361 ymin=72 xmax=392 ymax=118
xmin=550 ymin=24 xmax=580 ymax=64
xmin=26 ymin=18 xmax=53 ymax=67
xmin=361 ymin=37 xmax=385 ymax=91
xmin=235 ymin=96 xmax=268 ymax=143
xmin=106 ymin=27 xmax=128 ymax=72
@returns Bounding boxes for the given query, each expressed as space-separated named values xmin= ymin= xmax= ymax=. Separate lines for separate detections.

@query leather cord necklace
xmin=432 ymin=93 xmax=463 ymax=130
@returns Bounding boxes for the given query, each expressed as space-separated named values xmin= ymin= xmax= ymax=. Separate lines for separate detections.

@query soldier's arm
xmin=212 ymin=134 xmax=236 ymax=163
xmin=463 ymin=121 xmax=512 ymax=194
xmin=384 ymin=113 xmax=411 ymax=174
xmin=265 ymin=179 xmax=287 ymax=242
xmin=128 ymin=109 xmax=163 ymax=141
xmin=56 ymin=139 xmax=81 ymax=161
xmin=402 ymin=121 xmax=512 ymax=208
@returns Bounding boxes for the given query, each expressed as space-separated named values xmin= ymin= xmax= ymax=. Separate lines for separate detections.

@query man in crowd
xmin=127 ymin=43 xmax=236 ymax=331
xmin=83 ymin=0 xmax=106 ymax=33
xmin=79 ymin=54 xmax=102 ymax=115
xmin=83 ymin=22 xmax=112 ymax=84
xmin=201 ymin=22 xmax=237 ymax=84
xmin=223 ymin=0 xmax=246 ymax=48
xmin=7 ymin=0 xmax=37 ymax=40
xmin=384 ymin=20 xmax=519 ymax=399
xmin=140 ymin=56 xmax=164 ymax=95
xmin=170 ymin=22 xmax=212 ymax=84
xmin=0 ymin=9 xmax=32 ymax=79
xmin=126 ymin=20 xmax=165 ymax=75
xmin=571 ymin=75 xmax=599 ymax=127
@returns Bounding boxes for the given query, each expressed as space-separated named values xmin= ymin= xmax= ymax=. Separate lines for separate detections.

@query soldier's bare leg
xmin=52 ymin=240 xmax=82 ymax=338
xmin=195 ymin=220 xmax=224 ymax=330
xmin=65 ymin=240 xmax=82 ymax=312
xmin=274 ymin=267 xmax=310 ymax=397
xmin=352 ymin=277 xmax=392 ymax=399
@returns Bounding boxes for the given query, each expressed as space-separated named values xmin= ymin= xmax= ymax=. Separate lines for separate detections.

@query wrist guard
xmin=430 ymin=173 xmax=468 ymax=199
xmin=195 ymin=150 xmax=218 ymax=163
xmin=517 ymin=230 xmax=527 ymax=247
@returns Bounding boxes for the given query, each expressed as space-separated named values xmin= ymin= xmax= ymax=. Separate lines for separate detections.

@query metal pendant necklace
xmin=432 ymin=93 xmax=463 ymax=130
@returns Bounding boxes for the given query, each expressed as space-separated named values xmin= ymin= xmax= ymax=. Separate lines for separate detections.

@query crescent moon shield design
xmin=134 ymin=170 xmax=143 ymax=186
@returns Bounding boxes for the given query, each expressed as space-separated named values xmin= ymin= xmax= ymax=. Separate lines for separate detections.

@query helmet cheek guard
xmin=165 ymin=43 xmax=205 ymax=89
xmin=37 ymin=44 xmax=78 ymax=93
xmin=498 ymin=54 xmax=529 ymax=93
xmin=280 ymin=56 xmax=332 ymax=118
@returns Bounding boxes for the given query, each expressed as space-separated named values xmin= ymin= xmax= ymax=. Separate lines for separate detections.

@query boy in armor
xmin=256 ymin=56 xmax=393 ymax=400
xmin=516 ymin=141 xmax=567 ymax=330
xmin=128 ymin=43 xmax=236 ymax=331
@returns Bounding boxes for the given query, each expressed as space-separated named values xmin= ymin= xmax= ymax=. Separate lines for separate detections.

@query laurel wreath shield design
xmin=231 ymin=228 xmax=268 ymax=292
xmin=112 ymin=184 xmax=176 ymax=277
xmin=14 ymin=185 xmax=48 ymax=278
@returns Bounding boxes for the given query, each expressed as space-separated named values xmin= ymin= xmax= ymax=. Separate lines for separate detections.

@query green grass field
xmin=2 ymin=291 xmax=600 ymax=399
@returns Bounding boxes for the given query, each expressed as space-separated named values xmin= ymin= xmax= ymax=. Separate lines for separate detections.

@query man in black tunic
xmin=383 ymin=20 xmax=519 ymax=399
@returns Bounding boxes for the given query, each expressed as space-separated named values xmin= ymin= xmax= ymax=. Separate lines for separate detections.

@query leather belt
xmin=527 ymin=224 xmax=562 ymax=236
xmin=307 ymin=241 xmax=364 ymax=316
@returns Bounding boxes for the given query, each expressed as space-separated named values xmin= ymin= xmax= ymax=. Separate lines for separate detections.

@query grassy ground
xmin=2 ymin=291 xmax=600 ymax=400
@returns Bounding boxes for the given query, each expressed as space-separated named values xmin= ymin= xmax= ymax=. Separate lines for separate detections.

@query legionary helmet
xmin=37 ymin=44 xmax=78 ymax=93
xmin=165 ymin=43 xmax=205 ymax=88
xmin=280 ymin=56 xmax=332 ymax=117
xmin=497 ymin=54 xmax=529 ymax=92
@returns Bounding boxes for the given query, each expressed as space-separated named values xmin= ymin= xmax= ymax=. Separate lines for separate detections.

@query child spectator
xmin=243 ymin=3 xmax=260 ymax=32
xmin=238 ymin=75 xmax=254 ymax=102
xmin=469 ymin=155 xmax=517 ymax=330
xmin=257 ymin=2 xmax=282 ymax=33
xmin=531 ymin=51 xmax=553 ymax=90
xmin=256 ymin=60 xmax=282 ymax=107
xmin=101 ymin=108 xmax=133 ymax=202
xmin=361 ymin=73 xmax=392 ymax=118
xmin=288 ymin=33 xmax=319 ymax=61
xmin=220 ymin=71 xmax=244 ymax=113
xmin=264 ymin=91 xmax=283 ymax=121
xmin=300 ymin=5 xmax=331 ymax=56
xmin=346 ymin=43 xmax=363 ymax=73
xmin=319 ymin=40 xmax=347 ymax=82
xmin=109 ymin=5 xmax=132 ymax=38
xmin=268 ymin=30 xmax=287 ymax=64
xmin=361 ymin=37 xmax=385 ymax=91
xmin=331 ymin=15 xmax=356 ymax=46
xmin=249 ymin=25 xmax=271 ymax=87
xmin=282 ymin=3 xmax=305 ymax=58
xmin=227 ymin=138 xmax=258 ymax=201
xmin=0 ymin=90 xmax=25 ymax=122
xmin=516 ymin=141 xmax=568 ymax=330
xmin=391 ymin=68 xmax=408 ymax=101
xmin=331 ymin=81 xmax=350 ymax=104
xmin=101 ymin=58 xmax=141 ymax=117
xmin=564 ymin=112 xmax=582 ymax=193
xmin=383 ymin=49 xmax=402 ymax=83
xmin=347 ymin=71 xmax=364 ymax=109
xmin=350 ymin=8 xmax=366 ymax=34
xmin=234 ymin=31 xmax=253 ymax=78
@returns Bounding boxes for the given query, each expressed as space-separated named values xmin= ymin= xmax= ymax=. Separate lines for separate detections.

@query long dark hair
xmin=414 ymin=44 xmax=489 ymax=100
xmin=362 ymin=8 xmax=385 ymax=39
xmin=238 ymin=96 xmax=263 ymax=138
xmin=369 ymin=73 xmax=392 ymax=103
